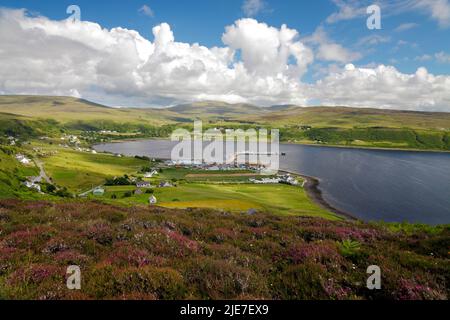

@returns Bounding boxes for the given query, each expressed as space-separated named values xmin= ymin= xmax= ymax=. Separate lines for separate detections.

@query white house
xmin=16 ymin=154 xmax=31 ymax=165
xmin=136 ymin=181 xmax=152 ymax=188
xmin=285 ymin=175 xmax=300 ymax=186
xmin=159 ymin=181 xmax=173 ymax=188
xmin=24 ymin=181 xmax=41 ymax=192
xmin=149 ymin=195 xmax=157 ymax=205
xmin=93 ymin=187 xmax=105 ymax=196
xmin=144 ymin=170 xmax=158 ymax=178
xmin=279 ymin=174 xmax=300 ymax=186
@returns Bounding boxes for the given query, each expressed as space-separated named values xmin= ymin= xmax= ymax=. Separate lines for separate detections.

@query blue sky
xmin=2 ymin=0 xmax=449 ymax=76
xmin=0 ymin=0 xmax=449 ymax=110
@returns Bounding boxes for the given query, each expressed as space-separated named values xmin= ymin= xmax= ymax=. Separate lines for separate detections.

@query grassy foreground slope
xmin=0 ymin=200 xmax=448 ymax=300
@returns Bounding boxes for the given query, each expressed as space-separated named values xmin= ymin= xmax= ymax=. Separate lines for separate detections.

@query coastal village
xmin=85 ymin=159 xmax=302 ymax=206
xmin=0 ymin=105 xmax=346 ymax=226
xmin=5 ymin=133 xmax=308 ymax=215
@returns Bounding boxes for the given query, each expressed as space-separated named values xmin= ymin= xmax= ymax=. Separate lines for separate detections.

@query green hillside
xmin=0 ymin=146 xmax=39 ymax=199
xmin=249 ymin=106 xmax=450 ymax=130
xmin=168 ymin=101 xmax=269 ymax=121
xmin=0 ymin=95 xmax=178 ymax=126
xmin=1 ymin=95 xmax=450 ymax=130
xmin=0 ymin=95 xmax=449 ymax=151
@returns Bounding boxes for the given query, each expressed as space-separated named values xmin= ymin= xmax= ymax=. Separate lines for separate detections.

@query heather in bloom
xmin=0 ymin=200 xmax=447 ymax=300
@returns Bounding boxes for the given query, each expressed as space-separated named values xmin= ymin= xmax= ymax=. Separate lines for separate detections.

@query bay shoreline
xmin=278 ymin=170 xmax=358 ymax=221
xmin=98 ymin=137 xmax=450 ymax=154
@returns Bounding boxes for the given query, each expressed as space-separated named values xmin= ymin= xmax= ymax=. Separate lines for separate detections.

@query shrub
xmin=339 ymin=240 xmax=361 ymax=258
xmin=281 ymin=241 xmax=342 ymax=268
xmin=85 ymin=223 xmax=114 ymax=246
xmin=272 ymin=262 xmax=328 ymax=300
xmin=55 ymin=187 xmax=72 ymax=198
xmin=107 ymin=244 xmax=151 ymax=268
xmin=123 ymin=191 xmax=132 ymax=198
xmin=84 ymin=265 xmax=187 ymax=300
xmin=184 ymin=258 xmax=268 ymax=299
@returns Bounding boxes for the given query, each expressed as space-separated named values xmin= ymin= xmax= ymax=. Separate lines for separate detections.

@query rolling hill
xmin=1 ymin=95 xmax=450 ymax=130
xmin=248 ymin=106 xmax=450 ymax=130
xmin=168 ymin=101 xmax=270 ymax=121
xmin=0 ymin=95 xmax=179 ymax=126
xmin=165 ymin=101 xmax=450 ymax=131
xmin=0 ymin=95 xmax=449 ymax=150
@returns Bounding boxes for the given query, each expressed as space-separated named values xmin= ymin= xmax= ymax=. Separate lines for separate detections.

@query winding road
xmin=31 ymin=159 xmax=52 ymax=184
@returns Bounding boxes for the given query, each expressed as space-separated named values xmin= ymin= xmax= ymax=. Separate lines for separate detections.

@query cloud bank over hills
xmin=0 ymin=8 xmax=449 ymax=111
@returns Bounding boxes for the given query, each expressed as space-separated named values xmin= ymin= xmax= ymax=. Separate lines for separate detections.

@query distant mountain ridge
xmin=1 ymin=95 xmax=450 ymax=131
xmin=166 ymin=101 xmax=269 ymax=118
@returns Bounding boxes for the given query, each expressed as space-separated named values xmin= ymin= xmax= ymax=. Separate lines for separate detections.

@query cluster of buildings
xmin=60 ymin=135 xmax=80 ymax=144
xmin=32 ymin=148 xmax=58 ymax=157
xmin=92 ymin=175 xmax=172 ymax=205
xmin=165 ymin=160 xmax=263 ymax=172
xmin=58 ymin=143 xmax=97 ymax=154
xmin=250 ymin=174 xmax=301 ymax=186
xmin=92 ymin=185 xmax=158 ymax=205
xmin=60 ymin=135 xmax=98 ymax=154
xmin=136 ymin=180 xmax=173 ymax=189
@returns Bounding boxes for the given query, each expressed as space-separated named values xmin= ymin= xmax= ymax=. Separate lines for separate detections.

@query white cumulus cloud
xmin=0 ymin=9 xmax=312 ymax=106
xmin=0 ymin=8 xmax=449 ymax=111
xmin=222 ymin=19 xmax=313 ymax=78
xmin=311 ymin=64 xmax=450 ymax=111
xmin=304 ymin=27 xmax=362 ymax=63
